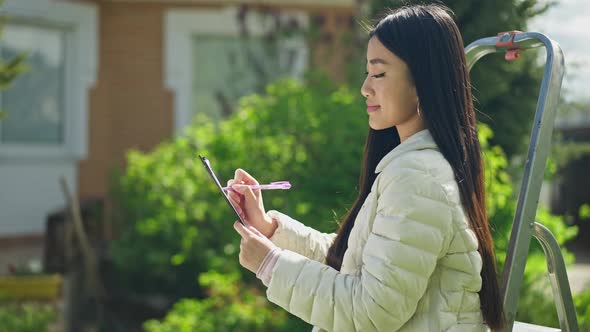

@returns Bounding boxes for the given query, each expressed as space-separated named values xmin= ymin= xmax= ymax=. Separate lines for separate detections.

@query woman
xmin=227 ymin=4 xmax=505 ymax=331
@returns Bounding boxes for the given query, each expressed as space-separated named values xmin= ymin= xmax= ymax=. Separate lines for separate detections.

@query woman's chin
xmin=369 ymin=119 xmax=389 ymax=131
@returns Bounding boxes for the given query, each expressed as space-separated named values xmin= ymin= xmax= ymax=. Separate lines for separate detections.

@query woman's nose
xmin=360 ymin=78 xmax=373 ymax=98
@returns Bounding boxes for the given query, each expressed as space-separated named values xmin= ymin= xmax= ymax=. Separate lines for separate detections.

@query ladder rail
xmin=533 ymin=222 xmax=579 ymax=332
xmin=465 ymin=32 xmax=570 ymax=331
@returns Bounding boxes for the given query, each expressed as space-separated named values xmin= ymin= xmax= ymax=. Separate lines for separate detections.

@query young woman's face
xmin=361 ymin=36 xmax=420 ymax=131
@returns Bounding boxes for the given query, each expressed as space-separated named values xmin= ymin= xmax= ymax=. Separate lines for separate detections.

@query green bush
xmin=110 ymin=74 xmax=584 ymax=330
xmin=109 ymin=73 xmax=365 ymax=297
xmin=143 ymin=271 xmax=302 ymax=332
xmin=0 ymin=302 xmax=57 ymax=332
xmin=517 ymin=269 xmax=590 ymax=331
xmin=575 ymin=288 xmax=590 ymax=331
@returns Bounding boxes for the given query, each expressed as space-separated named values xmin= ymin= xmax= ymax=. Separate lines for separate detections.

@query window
xmin=0 ymin=0 xmax=97 ymax=159
xmin=192 ymin=35 xmax=292 ymax=122
xmin=0 ymin=23 xmax=67 ymax=144
xmin=165 ymin=6 xmax=308 ymax=132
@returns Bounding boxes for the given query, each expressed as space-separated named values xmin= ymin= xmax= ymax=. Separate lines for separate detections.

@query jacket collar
xmin=375 ymin=129 xmax=438 ymax=174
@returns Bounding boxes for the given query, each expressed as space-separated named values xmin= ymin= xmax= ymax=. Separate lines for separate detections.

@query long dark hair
xmin=325 ymin=4 xmax=504 ymax=330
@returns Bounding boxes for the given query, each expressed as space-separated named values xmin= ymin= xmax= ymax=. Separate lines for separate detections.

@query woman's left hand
xmin=234 ymin=221 xmax=277 ymax=274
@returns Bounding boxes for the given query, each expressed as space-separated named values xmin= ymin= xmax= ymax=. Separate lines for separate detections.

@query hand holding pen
xmin=226 ymin=170 xmax=287 ymax=238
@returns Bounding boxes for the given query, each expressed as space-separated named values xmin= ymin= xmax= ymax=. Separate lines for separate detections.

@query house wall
xmin=79 ymin=3 xmax=174 ymax=199
xmin=0 ymin=0 xmax=97 ymax=237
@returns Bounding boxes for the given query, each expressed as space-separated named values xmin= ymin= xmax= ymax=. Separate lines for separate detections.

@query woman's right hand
xmin=227 ymin=169 xmax=277 ymax=238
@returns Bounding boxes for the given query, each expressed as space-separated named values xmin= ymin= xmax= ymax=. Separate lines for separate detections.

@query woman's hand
xmin=234 ymin=221 xmax=277 ymax=274
xmin=227 ymin=169 xmax=277 ymax=238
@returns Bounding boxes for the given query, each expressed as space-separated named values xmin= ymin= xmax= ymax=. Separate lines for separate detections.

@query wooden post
xmin=59 ymin=177 xmax=104 ymax=331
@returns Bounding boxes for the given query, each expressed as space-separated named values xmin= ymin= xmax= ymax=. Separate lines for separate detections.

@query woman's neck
xmin=397 ymin=114 xmax=427 ymax=143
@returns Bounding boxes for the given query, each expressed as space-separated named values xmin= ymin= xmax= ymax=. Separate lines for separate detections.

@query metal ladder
xmin=465 ymin=31 xmax=578 ymax=332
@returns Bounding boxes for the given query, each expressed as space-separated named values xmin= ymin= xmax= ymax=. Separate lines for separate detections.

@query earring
xmin=417 ymin=102 xmax=421 ymax=117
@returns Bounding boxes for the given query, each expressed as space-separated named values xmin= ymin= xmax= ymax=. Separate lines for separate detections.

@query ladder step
xmin=513 ymin=321 xmax=561 ymax=332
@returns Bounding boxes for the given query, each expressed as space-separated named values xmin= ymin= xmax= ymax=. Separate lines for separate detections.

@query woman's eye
xmin=365 ymin=71 xmax=385 ymax=78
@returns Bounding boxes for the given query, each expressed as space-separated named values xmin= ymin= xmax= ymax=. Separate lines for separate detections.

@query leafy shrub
xmin=0 ymin=302 xmax=57 ymax=332
xmin=110 ymin=73 xmax=366 ymax=299
xmin=517 ymin=266 xmax=590 ymax=330
xmin=575 ymin=288 xmax=590 ymax=331
xmin=143 ymin=271 xmax=303 ymax=332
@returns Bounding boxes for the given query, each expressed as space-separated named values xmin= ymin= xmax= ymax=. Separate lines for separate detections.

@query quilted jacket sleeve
xmin=267 ymin=210 xmax=337 ymax=263
xmin=265 ymin=162 xmax=453 ymax=331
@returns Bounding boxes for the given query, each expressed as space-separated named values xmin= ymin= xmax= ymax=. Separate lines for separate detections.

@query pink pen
xmin=222 ymin=181 xmax=291 ymax=192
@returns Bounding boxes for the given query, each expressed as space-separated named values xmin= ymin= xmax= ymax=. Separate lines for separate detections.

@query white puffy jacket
xmin=266 ymin=129 xmax=488 ymax=331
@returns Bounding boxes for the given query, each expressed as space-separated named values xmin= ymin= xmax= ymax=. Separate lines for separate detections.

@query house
xmin=0 ymin=0 xmax=356 ymax=269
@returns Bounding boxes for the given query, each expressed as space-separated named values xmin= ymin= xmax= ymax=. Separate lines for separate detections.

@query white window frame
xmin=164 ymin=6 xmax=308 ymax=133
xmin=0 ymin=0 xmax=97 ymax=160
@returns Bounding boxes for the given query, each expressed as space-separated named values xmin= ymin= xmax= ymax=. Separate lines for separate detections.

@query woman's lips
xmin=367 ymin=105 xmax=380 ymax=113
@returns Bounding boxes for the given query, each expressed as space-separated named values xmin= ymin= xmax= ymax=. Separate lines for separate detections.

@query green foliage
xmin=0 ymin=302 xmax=57 ymax=332
xmin=517 ymin=259 xmax=590 ymax=330
xmin=109 ymin=73 xmax=366 ymax=299
xmin=477 ymin=123 xmax=576 ymax=263
xmin=515 ymin=251 xmax=590 ymax=329
xmin=0 ymin=8 xmax=29 ymax=120
xmin=579 ymin=204 xmax=590 ymax=220
xmin=0 ymin=53 xmax=27 ymax=91
xmin=575 ymin=288 xmax=590 ymax=331
xmin=143 ymin=271 xmax=296 ymax=332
